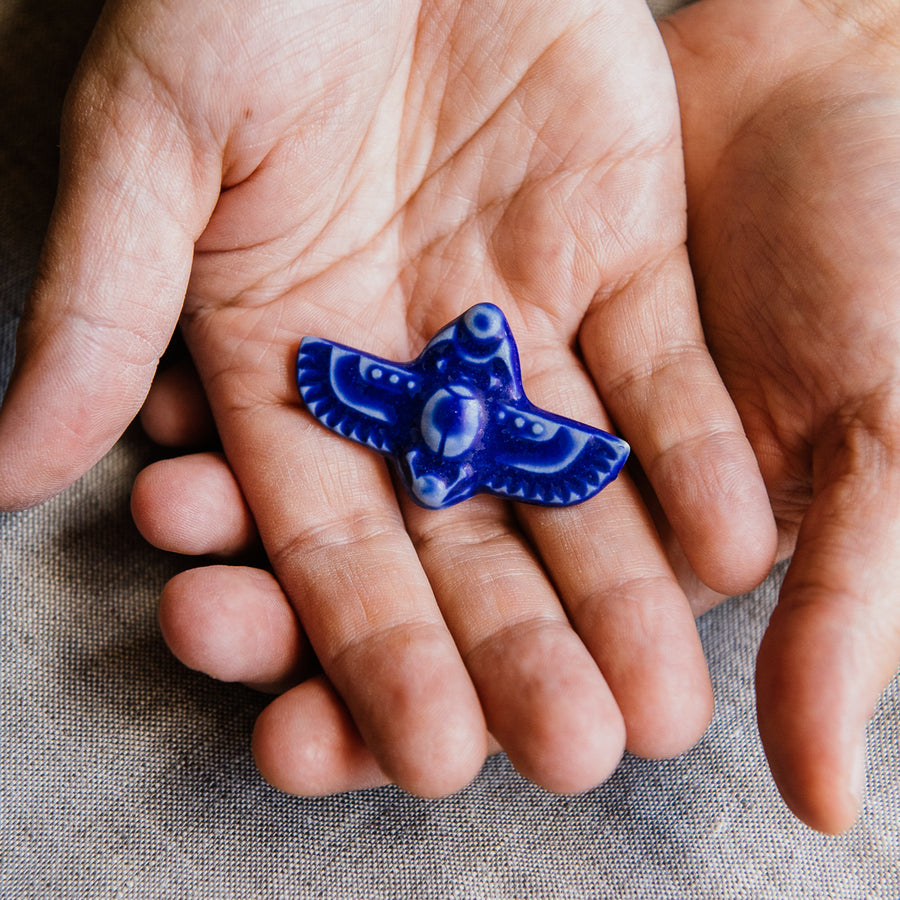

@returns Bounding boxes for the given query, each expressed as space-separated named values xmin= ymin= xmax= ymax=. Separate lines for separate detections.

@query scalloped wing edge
xmin=296 ymin=338 xmax=398 ymax=454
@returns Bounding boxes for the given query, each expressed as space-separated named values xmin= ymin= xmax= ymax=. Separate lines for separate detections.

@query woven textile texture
xmin=2 ymin=1 xmax=898 ymax=897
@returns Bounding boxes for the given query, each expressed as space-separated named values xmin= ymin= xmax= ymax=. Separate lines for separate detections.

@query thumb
xmin=755 ymin=403 xmax=900 ymax=833
xmin=0 ymin=46 xmax=218 ymax=509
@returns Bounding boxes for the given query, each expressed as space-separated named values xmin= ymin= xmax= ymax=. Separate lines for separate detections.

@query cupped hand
xmin=0 ymin=0 xmax=774 ymax=796
xmin=663 ymin=0 xmax=900 ymax=832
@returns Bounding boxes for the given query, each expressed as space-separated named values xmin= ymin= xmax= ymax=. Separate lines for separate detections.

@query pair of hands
xmin=2 ymin=0 xmax=899 ymax=834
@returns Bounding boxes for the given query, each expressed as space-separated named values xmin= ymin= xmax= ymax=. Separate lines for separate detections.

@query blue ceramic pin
xmin=296 ymin=303 xmax=629 ymax=509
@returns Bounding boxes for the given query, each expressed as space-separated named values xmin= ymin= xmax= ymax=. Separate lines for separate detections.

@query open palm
xmin=0 ymin=0 xmax=774 ymax=795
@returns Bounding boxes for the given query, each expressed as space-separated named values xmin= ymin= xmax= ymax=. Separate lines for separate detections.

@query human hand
xmin=130 ymin=352 xmax=721 ymax=790
xmin=662 ymin=0 xmax=900 ymax=832
xmin=0 ymin=0 xmax=774 ymax=796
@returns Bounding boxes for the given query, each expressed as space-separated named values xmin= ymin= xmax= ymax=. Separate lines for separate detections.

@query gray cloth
xmin=1 ymin=1 xmax=898 ymax=897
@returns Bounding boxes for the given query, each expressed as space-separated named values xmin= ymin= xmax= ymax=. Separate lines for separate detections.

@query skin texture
xmin=0 ymin=0 xmax=776 ymax=799
xmin=660 ymin=0 xmax=900 ymax=832
xmin=134 ymin=0 xmax=900 ymax=835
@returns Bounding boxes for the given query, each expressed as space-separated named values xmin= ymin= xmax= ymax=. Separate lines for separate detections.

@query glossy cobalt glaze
xmin=296 ymin=303 xmax=629 ymax=509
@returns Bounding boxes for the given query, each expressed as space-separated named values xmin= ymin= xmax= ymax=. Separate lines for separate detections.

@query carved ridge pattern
xmin=296 ymin=304 xmax=629 ymax=509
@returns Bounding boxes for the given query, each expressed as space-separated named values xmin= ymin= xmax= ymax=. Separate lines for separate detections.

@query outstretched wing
xmin=479 ymin=401 xmax=629 ymax=505
xmin=296 ymin=337 xmax=423 ymax=454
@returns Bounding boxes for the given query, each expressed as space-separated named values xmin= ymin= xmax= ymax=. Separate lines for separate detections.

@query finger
xmin=253 ymin=676 xmax=505 ymax=796
xmin=756 ymin=408 xmax=900 ymax=833
xmin=404 ymin=494 xmax=626 ymax=794
xmin=205 ymin=379 xmax=489 ymax=798
xmin=630 ymin=462 xmax=731 ymax=618
xmin=132 ymin=452 xmax=258 ymax=557
xmin=145 ymin=450 xmax=617 ymax=787
xmin=0 ymin=50 xmax=219 ymax=509
xmin=159 ymin=565 xmax=310 ymax=694
xmin=581 ymin=247 xmax=777 ymax=597
xmin=158 ymin=542 xmax=494 ymax=798
xmin=253 ymin=677 xmax=390 ymax=795
xmin=515 ymin=338 xmax=715 ymax=759
xmin=140 ymin=358 xmax=217 ymax=448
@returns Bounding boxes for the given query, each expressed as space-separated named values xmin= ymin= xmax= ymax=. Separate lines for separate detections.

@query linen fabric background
xmin=1 ymin=1 xmax=898 ymax=897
